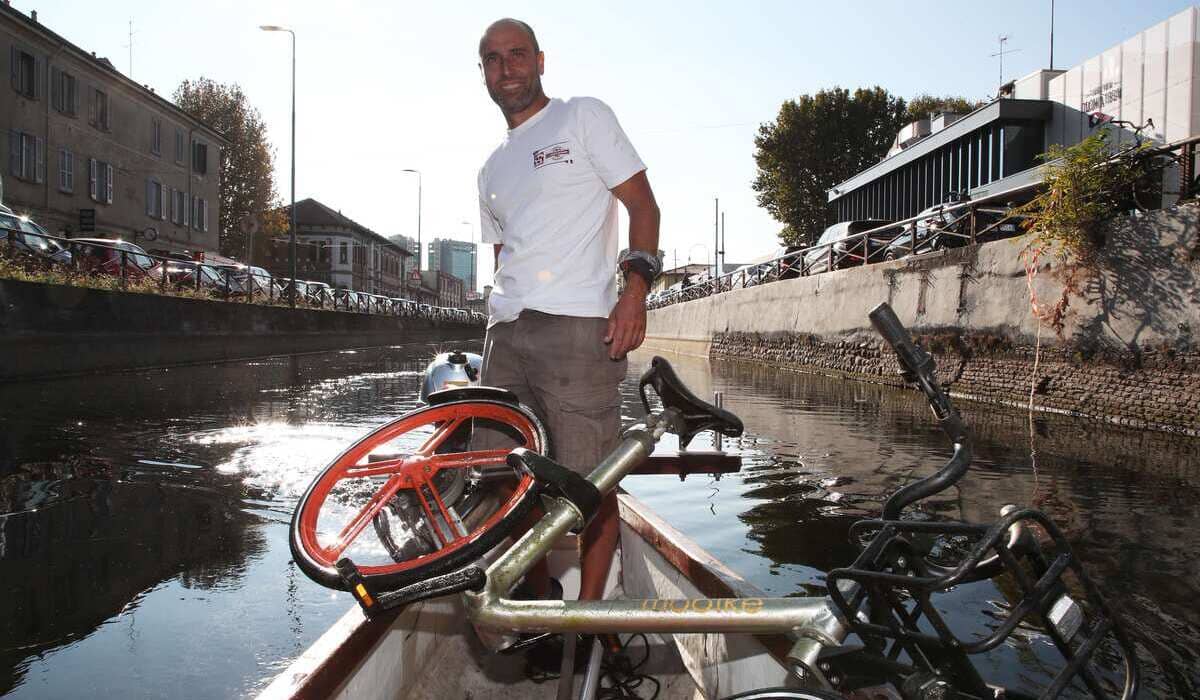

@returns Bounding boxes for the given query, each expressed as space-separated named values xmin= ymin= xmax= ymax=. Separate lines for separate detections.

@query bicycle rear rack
xmin=825 ymin=508 xmax=1140 ymax=699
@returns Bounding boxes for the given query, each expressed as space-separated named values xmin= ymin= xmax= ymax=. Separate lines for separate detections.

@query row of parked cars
xmin=649 ymin=195 xmax=1025 ymax=307
xmin=0 ymin=206 xmax=485 ymax=325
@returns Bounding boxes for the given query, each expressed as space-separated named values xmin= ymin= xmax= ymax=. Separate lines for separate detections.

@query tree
xmin=905 ymin=94 xmax=985 ymax=123
xmin=752 ymin=87 xmax=907 ymax=247
xmin=174 ymin=78 xmax=278 ymax=259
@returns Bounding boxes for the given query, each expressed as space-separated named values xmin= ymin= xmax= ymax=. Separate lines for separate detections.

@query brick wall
xmin=711 ymin=331 xmax=1200 ymax=436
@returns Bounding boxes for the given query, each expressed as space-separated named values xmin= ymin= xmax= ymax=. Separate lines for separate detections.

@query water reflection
xmin=0 ymin=343 xmax=1195 ymax=697
xmin=0 ymin=345 xmax=449 ymax=698
xmin=622 ymin=350 xmax=1200 ymax=698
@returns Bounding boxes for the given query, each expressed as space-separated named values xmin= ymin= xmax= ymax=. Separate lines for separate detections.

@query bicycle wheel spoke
xmin=343 ymin=457 xmax=410 ymax=479
xmin=413 ymin=482 xmax=450 ymax=546
xmin=426 ymin=449 xmax=513 ymax=471
xmin=327 ymin=476 xmax=405 ymax=559
xmin=415 ymin=416 xmax=465 ymax=455
xmin=426 ymin=475 xmax=465 ymax=539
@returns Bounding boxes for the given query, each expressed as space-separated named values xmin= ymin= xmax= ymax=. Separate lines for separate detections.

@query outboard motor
xmin=419 ymin=350 xmax=482 ymax=403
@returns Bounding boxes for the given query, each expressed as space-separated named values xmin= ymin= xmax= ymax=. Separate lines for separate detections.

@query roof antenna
xmin=990 ymin=35 xmax=1021 ymax=88
xmin=122 ymin=19 xmax=135 ymax=77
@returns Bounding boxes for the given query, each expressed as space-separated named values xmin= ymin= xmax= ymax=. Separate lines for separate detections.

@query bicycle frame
xmin=463 ymin=408 xmax=849 ymax=677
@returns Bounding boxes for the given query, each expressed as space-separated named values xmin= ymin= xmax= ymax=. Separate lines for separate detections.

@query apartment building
xmin=2 ymin=4 xmax=225 ymax=252
xmin=288 ymin=198 xmax=411 ymax=297
xmin=420 ymin=269 xmax=464 ymax=308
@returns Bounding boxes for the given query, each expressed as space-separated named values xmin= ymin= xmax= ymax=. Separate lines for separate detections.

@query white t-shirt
xmin=478 ymin=97 xmax=646 ymax=326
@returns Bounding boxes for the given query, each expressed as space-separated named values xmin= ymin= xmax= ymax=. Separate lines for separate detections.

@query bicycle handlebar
xmin=869 ymin=302 xmax=972 ymax=520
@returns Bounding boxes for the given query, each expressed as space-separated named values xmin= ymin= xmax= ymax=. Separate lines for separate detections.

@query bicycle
xmin=290 ymin=302 xmax=1139 ymax=700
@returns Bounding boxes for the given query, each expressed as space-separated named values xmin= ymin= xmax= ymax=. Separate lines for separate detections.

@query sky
xmin=17 ymin=0 xmax=1199 ymax=290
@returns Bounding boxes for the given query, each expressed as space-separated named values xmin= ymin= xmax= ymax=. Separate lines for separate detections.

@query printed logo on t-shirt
xmin=532 ymin=141 xmax=573 ymax=169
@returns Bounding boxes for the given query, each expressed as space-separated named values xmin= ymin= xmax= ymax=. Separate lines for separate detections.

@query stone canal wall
xmin=0 ymin=280 xmax=483 ymax=381
xmin=646 ymin=205 xmax=1200 ymax=435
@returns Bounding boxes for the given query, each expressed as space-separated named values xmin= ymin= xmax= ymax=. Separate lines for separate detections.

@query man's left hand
xmin=604 ymin=276 xmax=649 ymax=360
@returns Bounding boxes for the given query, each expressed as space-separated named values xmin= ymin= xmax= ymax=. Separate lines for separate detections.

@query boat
xmin=257 ymin=448 xmax=788 ymax=700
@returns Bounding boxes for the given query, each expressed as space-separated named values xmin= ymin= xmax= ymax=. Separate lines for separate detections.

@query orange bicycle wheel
xmin=290 ymin=398 xmax=548 ymax=591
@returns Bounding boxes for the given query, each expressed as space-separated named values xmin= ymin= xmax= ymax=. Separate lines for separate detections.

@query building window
xmin=10 ymin=46 xmax=40 ymax=99
xmin=191 ymin=195 xmax=208 ymax=231
xmin=192 ymin=141 xmax=208 ymax=174
xmin=8 ymin=130 xmax=44 ymax=183
xmin=89 ymin=88 xmax=110 ymax=130
xmin=88 ymin=158 xmax=114 ymax=204
xmin=151 ymin=119 xmax=162 ymax=156
xmin=174 ymin=128 xmax=185 ymax=164
xmin=58 ymin=149 xmax=74 ymax=193
xmin=146 ymin=178 xmax=167 ymax=219
xmin=340 ymin=241 xmax=349 ymax=264
xmin=50 ymin=67 xmax=78 ymax=115
xmin=171 ymin=188 xmax=186 ymax=225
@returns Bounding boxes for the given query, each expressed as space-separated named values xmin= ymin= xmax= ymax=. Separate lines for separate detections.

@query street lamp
xmin=260 ymin=24 xmax=297 ymax=306
xmin=401 ymin=169 xmax=421 ymax=272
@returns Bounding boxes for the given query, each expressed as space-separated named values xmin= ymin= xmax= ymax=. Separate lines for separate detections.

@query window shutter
xmin=8 ymin=131 xmax=18 ymax=176
xmin=88 ymin=158 xmax=97 ymax=199
xmin=33 ymin=57 xmax=42 ymax=100
xmin=186 ymin=195 xmax=192 ymax=226
xmin=202 ymin=199 xmax=208 ymax=231
xmin=50 ymin=66 xmax=60 ymax=110
xmin=9 ymin=47 xmax=17 ymax=91
xmin=88 ymin=88 xmax=96 ymax=126
xmin=70 ymin=76 xmax=79 ymax=116
xmin=34 ymin=136 xmax=44 ymax=183
xmin=146 ymin=179 xmax=154 ymax=216
xmin=105 ymin=163 xmax=113 ymax=204
xmin=159 ymin=185 xmax=167 ymax=220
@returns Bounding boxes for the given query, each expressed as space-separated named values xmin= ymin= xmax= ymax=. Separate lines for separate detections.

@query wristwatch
xmin=618 ymin=249 xmax=661 ymax=289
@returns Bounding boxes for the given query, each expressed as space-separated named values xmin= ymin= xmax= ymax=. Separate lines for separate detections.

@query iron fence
xmin=0 ymin=229 xmax=486 ymax=326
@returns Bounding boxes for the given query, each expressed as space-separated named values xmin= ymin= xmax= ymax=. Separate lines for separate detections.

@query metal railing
xmin=649 ymin=131 xmax=1200 ymax=311
xmin=0 ymin=229 xmax=486 ymax=326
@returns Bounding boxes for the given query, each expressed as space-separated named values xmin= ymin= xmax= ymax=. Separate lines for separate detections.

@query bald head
xmin=479 ymin=18 xmax=539 ymax=57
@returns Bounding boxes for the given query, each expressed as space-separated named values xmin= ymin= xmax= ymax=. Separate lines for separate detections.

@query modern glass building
xmin=427 ymin=238 xmax=477 ymax=292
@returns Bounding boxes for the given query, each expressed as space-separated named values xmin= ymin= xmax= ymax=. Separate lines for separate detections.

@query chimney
xmin=30 ymin=9 xmax=37 ymax=22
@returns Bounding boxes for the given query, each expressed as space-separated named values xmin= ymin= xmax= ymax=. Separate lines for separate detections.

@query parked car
xmin=218 ymin=264 xmax=272 ymax=298
xmin=273 ymin=278 xmax=310 ymax=303
xmin=804 ymin=220 xmax=898 ymax=274
xmin=332 ymin=287 xmax=364 ymax=312
xmin=304 ymin=281 xmax=334 ymax=308
xmin=70 ymin=237 xmax=161 ymax=280
xmin=163 ymin=257 xmax=230 ymax=292
xmin=0 ymin=211 xmax=72 ymax=265
xmin=884 ymin=203 xmax=1023 ymax=261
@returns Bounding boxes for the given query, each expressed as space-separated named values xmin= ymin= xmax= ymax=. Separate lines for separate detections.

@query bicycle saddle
xmin=638 ymin=356 xmax=743 ymax=448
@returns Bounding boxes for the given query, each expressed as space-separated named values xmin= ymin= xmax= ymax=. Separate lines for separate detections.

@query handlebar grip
xmin=868 ymin=302 xmax=923 ymax=376
xmin=868 ymin=302 xmax=913 ymax=354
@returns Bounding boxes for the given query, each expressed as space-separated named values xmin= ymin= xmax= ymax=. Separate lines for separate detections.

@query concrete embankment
xmin=0 ymin=280 xmax=483 ymax=381
xmin=646 ymin=206 xmax=1200 ymax=435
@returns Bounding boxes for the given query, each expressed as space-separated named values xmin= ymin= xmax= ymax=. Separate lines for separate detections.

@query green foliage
xmin=904 ymin=94 xmax=984 ymax=123
xmin=1020 ymin=134 xmax=1147 ymax=261
xmin=174 ymin=78 xmax=279 ymax=260
xmin=753 ymin=87 xmax=907 ymax=247
xmin=753 ymin=89 xmax=981 ymax=247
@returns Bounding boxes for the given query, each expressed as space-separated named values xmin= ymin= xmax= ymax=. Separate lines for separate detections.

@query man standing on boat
xmin=476 ymin=18 xmax=661 ymax=602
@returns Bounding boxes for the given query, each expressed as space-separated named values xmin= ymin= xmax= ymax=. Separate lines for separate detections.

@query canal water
xmin=0 ymin=344 xmax=1195 ymax=698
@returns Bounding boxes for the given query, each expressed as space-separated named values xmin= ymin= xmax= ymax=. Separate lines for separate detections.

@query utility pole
xmin=713 ymin=197 xmax=719 ymax=278
xmin=1049 ymin=0 xmax=1056 ymax=70
xmin=720 ymin=211 xmax=725 ymax=272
